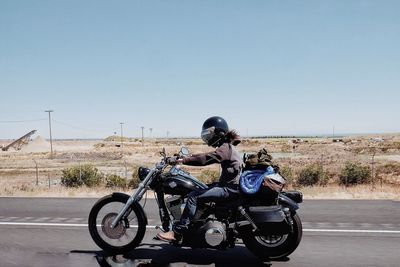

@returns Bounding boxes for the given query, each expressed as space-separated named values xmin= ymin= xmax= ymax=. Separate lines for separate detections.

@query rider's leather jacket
xmin=182 ymin=142 xmax=243 ymax=186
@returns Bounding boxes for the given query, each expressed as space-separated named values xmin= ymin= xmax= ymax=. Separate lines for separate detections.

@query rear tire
xmin=88 ymin=194 xmax=146 ymax=254
xmin=242 ymin=213 xmax=302 ymax=260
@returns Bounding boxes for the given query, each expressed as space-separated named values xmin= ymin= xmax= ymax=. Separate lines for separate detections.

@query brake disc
xmin=101 ymin=212 xmax=127 ymax=239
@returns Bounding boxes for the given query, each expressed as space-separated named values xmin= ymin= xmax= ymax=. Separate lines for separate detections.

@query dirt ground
xmin=0 ymin=134 xmax=399 ymax=199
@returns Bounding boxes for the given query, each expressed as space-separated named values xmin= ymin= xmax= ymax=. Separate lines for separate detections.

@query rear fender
xmin=278 ymin=194 xmax=299 ymax=212
xmin=238 ymin=206 xmax=292 ymax=235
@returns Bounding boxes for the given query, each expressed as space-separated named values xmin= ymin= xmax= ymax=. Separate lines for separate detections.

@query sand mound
xmin=20 ymin=136 xmax=51 ymax=153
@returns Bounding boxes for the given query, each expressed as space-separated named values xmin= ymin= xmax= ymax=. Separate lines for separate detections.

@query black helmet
xmin=201 ymin=116 xmax=229 ymax=147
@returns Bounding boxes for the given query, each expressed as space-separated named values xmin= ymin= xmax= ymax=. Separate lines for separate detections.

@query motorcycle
xmin=88 ymin=147 xmax=303 ymax=261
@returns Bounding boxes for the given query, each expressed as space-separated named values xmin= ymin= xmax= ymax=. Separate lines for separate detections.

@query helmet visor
xmin=201 ymin=126 xmax=215 ymax=144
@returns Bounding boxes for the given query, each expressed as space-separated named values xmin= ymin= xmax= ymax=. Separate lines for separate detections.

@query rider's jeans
xmin=173 ymin=184 xmax=238 ymax=235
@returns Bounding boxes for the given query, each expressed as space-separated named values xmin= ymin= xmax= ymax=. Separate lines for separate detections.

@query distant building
xmin=371 ymin=137 xmax=384 ymax=142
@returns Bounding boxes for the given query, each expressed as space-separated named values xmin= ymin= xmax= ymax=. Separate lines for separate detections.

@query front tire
xmin=88 ymin=194 xmax=147 ymax=254
xmin=242 ymin=213 xmax=302 ymax=260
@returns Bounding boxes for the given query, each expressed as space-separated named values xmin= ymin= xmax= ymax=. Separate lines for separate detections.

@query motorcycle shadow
xmin=75 ymin=243 xmax=289 ymax=267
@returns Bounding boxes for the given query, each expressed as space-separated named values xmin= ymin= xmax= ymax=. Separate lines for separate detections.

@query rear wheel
xmin=88 ymin=194 xmax=146 ymax=254
xmin=242 ymin=213 xmax=302 ymax=260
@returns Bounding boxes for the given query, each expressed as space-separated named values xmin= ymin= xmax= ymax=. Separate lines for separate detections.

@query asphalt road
xmin=0 ymin=197 xmax=399 ymax=267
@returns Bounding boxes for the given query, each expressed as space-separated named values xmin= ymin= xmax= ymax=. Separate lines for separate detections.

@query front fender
xmin=112 ymin=192 xmax=148 ymax=225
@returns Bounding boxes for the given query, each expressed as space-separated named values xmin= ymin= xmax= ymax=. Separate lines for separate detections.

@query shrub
xmin=297 ymin=164 xmax=328 ymax=187
xmin=61 ymin=167 xmax=82 ymax=187
xmin=378 ymin=163 xmax=400 ymax=176
xmin=198 ymin=169 xmax=220 ymax=184
xmin=61 ymin=164 xmax=103 ymax=188
xmin=340 ymin=162 xmax=371 ymax=185
xmin=279 ymin=165 xmax=294 ymax=185
xmin=105 ymin=174 xmax=127 ymax=188
xmin=128 ymin=166 xmax=141 ymax=188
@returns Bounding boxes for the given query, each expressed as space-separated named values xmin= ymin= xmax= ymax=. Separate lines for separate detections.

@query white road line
xmin=303 ymin=229 xmax=400 ymax=234
xmin=0 ymin=222 xmax=400 ymax=234
xmin=0 ymin=222 xmax=88 ymax=227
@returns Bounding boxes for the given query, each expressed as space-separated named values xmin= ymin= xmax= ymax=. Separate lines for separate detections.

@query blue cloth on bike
xmin=240 ymin=166 xmax=275 ymax=194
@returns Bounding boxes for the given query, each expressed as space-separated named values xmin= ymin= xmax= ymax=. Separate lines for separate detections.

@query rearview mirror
xmin=180 ymin=147 xmax=189 ymax=156
xmin=160 ymin=147 xmax=166 ymax=157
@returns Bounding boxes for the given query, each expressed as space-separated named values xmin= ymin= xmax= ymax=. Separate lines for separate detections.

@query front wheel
xmin=88 ymin=193 xmax=147 ymax=254
xmin=242 ymin=213 xmax=302 ymax=260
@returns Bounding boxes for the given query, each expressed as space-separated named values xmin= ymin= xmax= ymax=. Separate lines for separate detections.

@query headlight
xmin=138 ymin=167 xmax=150 ymax=181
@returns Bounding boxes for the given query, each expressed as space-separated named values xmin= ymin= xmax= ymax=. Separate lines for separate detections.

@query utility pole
xmin=141 ymin=126 xmax=145 ymax=146
xmin=166 ymin=130 xmax=170 ymax=139
xmin=119 ymin=122 xmax=124 ymax=148
xmin=332 ymin=125 xmax=335 ymax=140
xmin=44 ymin=110 xmax=53 ymax=156
xmin=149 ymin=128 xmax=153 ymax=138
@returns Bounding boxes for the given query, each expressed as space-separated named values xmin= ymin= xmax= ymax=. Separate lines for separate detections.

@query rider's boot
xmin=156 ymin=231 xmax=176 ymax=242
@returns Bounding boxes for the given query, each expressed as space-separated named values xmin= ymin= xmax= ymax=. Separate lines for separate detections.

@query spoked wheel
xmin=254 ymin=234 xmax=289 ymax=248
xmin=88 ymin=194 xmax=146 ymax=254
xmin=242 ymin=213 xmax=302 ymax=261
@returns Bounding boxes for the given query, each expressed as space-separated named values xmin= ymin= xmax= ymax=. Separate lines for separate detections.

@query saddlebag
xmin=247 ymin=206 xmax=291 ymax=235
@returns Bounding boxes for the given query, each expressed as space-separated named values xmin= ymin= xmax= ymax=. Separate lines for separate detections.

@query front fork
xmin=110 ymin=169 xmax=155 ymax=229
xmin=156 ymin=190 xmax=171 ymax=231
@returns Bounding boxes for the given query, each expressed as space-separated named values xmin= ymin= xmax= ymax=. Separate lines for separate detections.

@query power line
xmin=52 ymin=119 xmax=115 ymax=133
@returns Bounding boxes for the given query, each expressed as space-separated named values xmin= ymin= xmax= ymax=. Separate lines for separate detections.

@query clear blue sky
xmin=1 ymin=0 xmax=399 ymax=139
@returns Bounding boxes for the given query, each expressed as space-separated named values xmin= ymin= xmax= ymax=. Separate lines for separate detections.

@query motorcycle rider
xmin=157 ymin=116 xmax=243 ymax=242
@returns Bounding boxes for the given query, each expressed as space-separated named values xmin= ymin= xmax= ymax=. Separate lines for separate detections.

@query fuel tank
xmin=162 ymin=167 xmax=208 ymax=195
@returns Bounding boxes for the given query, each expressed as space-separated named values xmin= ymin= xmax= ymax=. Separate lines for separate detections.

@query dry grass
xmin=1 ymin=135 xmax=400 ymax=199
xmin=296 ymin=184 xmax=400 ymax=200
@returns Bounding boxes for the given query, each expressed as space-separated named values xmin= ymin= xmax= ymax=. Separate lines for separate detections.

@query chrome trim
xmin=111 ymin=168 xmax=155 ymax=228
xmin=205 ymin=228 xmax=225 ymax=247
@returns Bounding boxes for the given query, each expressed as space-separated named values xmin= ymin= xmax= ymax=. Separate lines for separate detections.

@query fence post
xmin=33 ymin=160 xmax=39 ymax=186
xmin=291 ymin=145 xmax=296 ymax=164
xmin=124 ymin=160 xmax=128 ymax=181
xmin=320 ymin=154 xmax=324 ymax=170
xmin=48 ymin=173 xmax=51 ymax=189
xmin=371 ymin=150 xmax=376 ymax=189
xmin=79 ymin=160 xmax=82 ymax=181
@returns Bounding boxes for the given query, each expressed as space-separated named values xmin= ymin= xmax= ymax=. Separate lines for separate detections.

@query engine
xmin=201 ymin=220 xmax=227 ymax=248
xmin=165 ymin=195 xmax=183 ymax=220
xmin=165 ymin=196 xmax=228 ymax=248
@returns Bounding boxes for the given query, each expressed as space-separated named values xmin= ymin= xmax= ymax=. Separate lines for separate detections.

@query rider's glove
xmin=166 ymin=157 xmax=178 ymax=165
